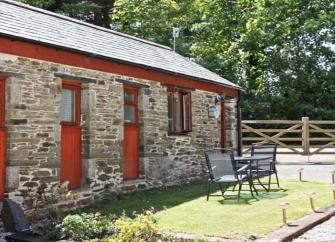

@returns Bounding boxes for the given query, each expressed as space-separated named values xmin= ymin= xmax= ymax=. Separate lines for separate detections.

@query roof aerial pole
xmin=172 ymin=27 xmax=180 ymax=52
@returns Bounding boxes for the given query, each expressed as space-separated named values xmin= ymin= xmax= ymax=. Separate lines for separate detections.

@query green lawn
xmin=86 ymin=179 xmax=334 ymax=239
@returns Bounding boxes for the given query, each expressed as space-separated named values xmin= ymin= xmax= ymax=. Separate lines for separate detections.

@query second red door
xmin=60 ymin=81 xmax=81 ymax=189
xmin=123 ymin=86 xmax=139 ymax=180
xmin=0 ymin=78 xmax=6 ymax=200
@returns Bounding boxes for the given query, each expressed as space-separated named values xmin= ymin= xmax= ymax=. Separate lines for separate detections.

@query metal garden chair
xmin=204 ymin=148 xmax=254 ymax=201
xmin=251 ymin=142 xmax=280 ymax=191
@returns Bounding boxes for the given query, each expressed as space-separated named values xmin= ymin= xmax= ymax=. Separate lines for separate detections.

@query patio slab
xmin=277 ymin=164 xmax=335 ymax=183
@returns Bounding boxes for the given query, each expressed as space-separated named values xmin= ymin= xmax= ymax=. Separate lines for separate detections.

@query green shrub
xmin=32 ymin=212 xmax=114 ymax=240
xmin=31 ymin=218 xmax=64 ymax=240
xmin=58 ymin=213 xmax=114 ymax=240
xmin=102 ymin=211 xmax=159 ymax=242
xmin=32 ymin=211 xmax=159 ymax=241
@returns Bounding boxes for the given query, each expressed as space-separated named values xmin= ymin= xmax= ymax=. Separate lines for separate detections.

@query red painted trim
xmin=221 ymin=100 xmax=226 ymax=149
xmin=167 ymin=87 xmax=192 ymax=135
xmin=0 ymin=37 xmax=238 ymax=98
xmin=0 ymin=77 xmax=5 ymax=128
xmin=0 ymin=129 xmax=6 ymax=200
xmin=188 ymin=92 xmax=192 ymax=132
xmin=0 ymin=77 xmax=5 ymax=200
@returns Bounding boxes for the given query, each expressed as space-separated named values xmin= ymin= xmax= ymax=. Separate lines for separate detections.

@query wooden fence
xmin=242 ymin=117 xmax=335 ymax=155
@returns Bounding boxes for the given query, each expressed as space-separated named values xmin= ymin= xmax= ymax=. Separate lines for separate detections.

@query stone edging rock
xmin=257 ymin=204 xmax=335 ymax=242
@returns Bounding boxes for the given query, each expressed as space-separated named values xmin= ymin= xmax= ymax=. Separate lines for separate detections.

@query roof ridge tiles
xmin=2 ymin=0 xmax=172 ymax=50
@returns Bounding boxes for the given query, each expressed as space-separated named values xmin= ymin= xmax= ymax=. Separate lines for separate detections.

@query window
xmin=61 ymin=89 xmax=75 ymax=122
xmin=61 ymin=82 xmax=80 ymax=126
xmin=167 ymin=87 xmax=192 ymax=134
xmin=124 ymin=87 xmax=138 ymax=124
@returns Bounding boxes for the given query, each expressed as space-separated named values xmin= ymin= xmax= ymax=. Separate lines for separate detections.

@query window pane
xmin=124 ymin=92 xmax=135 ymax=103
xmin=183 ymin=94 xmax=190 ymax=130
xmin=175 ymin=94 xmax=182 ymax=132
xmin=61 ymin=89 xmax=75 ymax=122
xmin=168 ymin=93 xmax=173 ymax=131
xmin=124 ymin=105 xmax=136 ymax=123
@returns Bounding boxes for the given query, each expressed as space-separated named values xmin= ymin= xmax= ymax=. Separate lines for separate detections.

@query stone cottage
xmin=0 ymin=0 xmax=241 ymax=204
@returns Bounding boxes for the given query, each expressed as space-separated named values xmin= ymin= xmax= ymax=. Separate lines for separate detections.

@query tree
xmin=20 ymin=0 xmax=335 ymax=120
xmin=191 ymin=0 xmax=335 ymax=119
xmin=112 ymin=0 xmax=201 ymax=56
xmin=20 ymin=0 xmax=115 ymax=28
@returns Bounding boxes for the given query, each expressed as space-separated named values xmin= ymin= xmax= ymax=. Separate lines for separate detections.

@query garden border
xmin=257 ymin=204 xmax=335 ymax=242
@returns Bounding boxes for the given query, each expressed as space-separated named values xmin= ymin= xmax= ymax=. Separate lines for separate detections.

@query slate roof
xmin=0 ymin=0 xmax=239 ymax=89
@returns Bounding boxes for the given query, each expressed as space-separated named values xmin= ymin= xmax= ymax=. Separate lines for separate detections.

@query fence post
xmin=302 ymin=117 xmax=310 ymax=155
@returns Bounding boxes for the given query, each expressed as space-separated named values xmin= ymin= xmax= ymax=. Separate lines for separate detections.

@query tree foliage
xmin=20 ymin=0 xmax=115 ymax=28
xmin=20 ymin=0 xmax=335 ymax=120
xmin=190 ymin=0 xmax=335 ymax=119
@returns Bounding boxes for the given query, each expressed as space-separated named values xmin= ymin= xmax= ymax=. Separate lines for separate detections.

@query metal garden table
xmin=234 ymin=155 xmax=273 ymax=195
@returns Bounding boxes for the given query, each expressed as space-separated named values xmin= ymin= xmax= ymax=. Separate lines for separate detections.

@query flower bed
xmin=32 ymin=210 xmax=161 ymax=241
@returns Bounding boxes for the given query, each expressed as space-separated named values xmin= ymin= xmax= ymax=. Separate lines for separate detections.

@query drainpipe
xmin=236 ymin=90 xmax=243 ymax=156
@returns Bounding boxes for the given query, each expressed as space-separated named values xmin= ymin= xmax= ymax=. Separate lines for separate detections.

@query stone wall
xmin=0 ymin=53 xmax=238 ymax=205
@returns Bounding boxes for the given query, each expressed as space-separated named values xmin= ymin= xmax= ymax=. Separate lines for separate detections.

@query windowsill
xmin=168 ymin=131 xmax=191 ymax=136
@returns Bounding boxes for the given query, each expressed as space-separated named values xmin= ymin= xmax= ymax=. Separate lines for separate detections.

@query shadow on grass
xmin=85 ymin=181 xmax=289 ymax=217
xmin=86 ymin=181 xmax=213 ymax=217
xmin=216 ymin=190 xmax=288 ymax=205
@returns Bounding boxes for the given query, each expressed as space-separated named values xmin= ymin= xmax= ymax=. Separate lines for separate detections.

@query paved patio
xmin=275 ymin=148 xmax=335 ymax=182
xmin=276 ymin=148 xmax=335 ymax=164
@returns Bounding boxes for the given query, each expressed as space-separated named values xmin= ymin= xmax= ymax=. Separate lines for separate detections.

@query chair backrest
xmin=204 ymin=149 xmax=235 ymax=180
xmin=251 ymin=142 xmax=277 ymax=162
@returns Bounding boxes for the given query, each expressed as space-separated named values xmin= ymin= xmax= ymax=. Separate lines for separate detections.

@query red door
xmin=60 ymin=81 xmax=81 ymax=189
xmin=123 ymin=86 xmax=139 ymax=180
xmin=0 ymin=77 xmax=6 ymax=200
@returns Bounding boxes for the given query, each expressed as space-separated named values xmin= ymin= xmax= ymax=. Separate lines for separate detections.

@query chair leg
xmin=237 ymin=182 xmax=242 ymax=201
xmin=267 ymin=162 xmax=274 ymax=191
xmin=268 ymin=172 xmax=272 ymax=191
xmin=248 ymin=177 xmax=254 ymax=197
xmin=257 ymin=173 xmax=268 ymax=191
xmin=218 ymin=183 xmax=226 ymax=197
xmin=232 ymin=183 xmax=237 ymax=192
xmin=274 ymin=169 xmax=280 ymax=188
xmin=249 ymin=172 xmax=259 ymax=196
xmin=207 ymin=181 xmax=211 ymax=201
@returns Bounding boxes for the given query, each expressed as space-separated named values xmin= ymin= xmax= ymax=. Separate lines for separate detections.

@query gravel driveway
xmin=293 ymin=215 xmax=335 ymax=242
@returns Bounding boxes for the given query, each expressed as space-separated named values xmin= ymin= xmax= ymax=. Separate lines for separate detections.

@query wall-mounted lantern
xmin=208 ymin=92 xmax=225 ymax=118
xmin=208 ymin=106 xmax=219 ymax=118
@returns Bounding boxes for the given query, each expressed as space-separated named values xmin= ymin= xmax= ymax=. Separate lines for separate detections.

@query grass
xmin=86 ymin=179 xmax=334 ymax=239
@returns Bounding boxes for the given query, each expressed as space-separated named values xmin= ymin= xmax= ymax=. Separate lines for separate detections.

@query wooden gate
xmin=0 ymin=77 xmax=5 ymax=200
xmin=242 ymin=117 xmax=335 ymax=155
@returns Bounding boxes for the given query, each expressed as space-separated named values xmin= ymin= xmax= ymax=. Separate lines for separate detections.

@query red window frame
xmin=61 ymin=81 xmax=81 ymax=127
xmin=0 ymin=77 xmax=5 ymax=128
xmin=167 ymin=87 xmax=192 ymax=135
xmin=124 ymin=86 xmax=139 ymax=126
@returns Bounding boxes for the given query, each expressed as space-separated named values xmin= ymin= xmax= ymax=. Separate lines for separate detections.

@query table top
xmin=234 ymin=155 xmax=272 ymax=161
